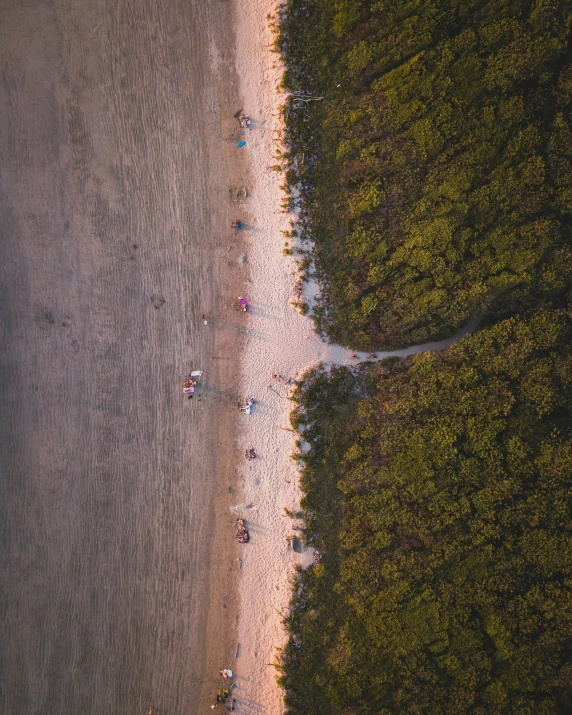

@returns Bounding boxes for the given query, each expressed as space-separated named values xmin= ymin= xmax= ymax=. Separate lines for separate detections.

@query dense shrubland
xmin=279 ymin=0 xmax=572 ymax=349
xmin=281 ymin=311 xmax=572 ymax=713
xmin=277 ymin=0 xmax=572 ymax=712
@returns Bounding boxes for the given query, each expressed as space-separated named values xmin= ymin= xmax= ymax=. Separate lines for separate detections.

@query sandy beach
xmin=0 ymin=1 xmax=478 ymax=713
xmin=0 ymin=1 xmax=249 ymax=712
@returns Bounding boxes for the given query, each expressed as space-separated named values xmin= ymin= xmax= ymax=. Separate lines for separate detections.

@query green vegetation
xmin=277 ymin=1 xmax=572 ymax=711
xmin=279 ymin=0 xmax=572 ymax=349
xmin=282 ymin=311 xmax=572 ymax=713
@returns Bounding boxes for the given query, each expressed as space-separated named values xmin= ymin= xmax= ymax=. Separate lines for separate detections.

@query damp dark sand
xmin=0 ymin=1 xmax=248 ymax=712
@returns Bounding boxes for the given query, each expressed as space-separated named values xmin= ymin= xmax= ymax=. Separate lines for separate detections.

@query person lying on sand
xmin=235 ymin=529 xmax=249 ymax=543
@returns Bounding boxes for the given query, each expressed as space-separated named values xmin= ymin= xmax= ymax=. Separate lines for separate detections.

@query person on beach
xmin=231 ymin=220 xmax=242 ymax=230
xmin=202 ymin=313 xmax=208 ymax=325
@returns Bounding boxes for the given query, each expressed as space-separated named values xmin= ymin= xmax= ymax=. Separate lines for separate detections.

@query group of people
xmin=182 ymin=377 xmax=196 ymax=394
xmin=239 ymin=396 xmax=255 ymax=413
xmin=211 ymin=671 xmax=236 ymax=710
xmin=214 ymin=690 xmax=235 ymax=710
xmin=231 ymin=117 xmax=250 ymax=230
xmin=273 ymin=372 xmax=295 ymax=387
xmin=230 ymin=297 xmax=249 ymax=312
xmin=206 ymin=110 xmax=259 ymax=715
xmin=182 ymin=371 xmax=203 ymax=399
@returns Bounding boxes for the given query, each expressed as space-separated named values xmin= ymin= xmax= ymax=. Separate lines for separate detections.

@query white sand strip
xmin=231 ymin=2 xmax=345 ymax=712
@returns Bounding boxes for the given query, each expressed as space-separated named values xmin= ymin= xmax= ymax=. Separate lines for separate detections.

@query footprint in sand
xmin=150 ymin=294 xmax=166 ymax=310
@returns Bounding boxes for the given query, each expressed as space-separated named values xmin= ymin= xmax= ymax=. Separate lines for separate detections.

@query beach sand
xmin=0 ymin=1 xmax=476 ymax=713
xmin=228 ymin=2 xmax=349 ymax=713
xmin=0 ymin=1 xmax=248 ymax=712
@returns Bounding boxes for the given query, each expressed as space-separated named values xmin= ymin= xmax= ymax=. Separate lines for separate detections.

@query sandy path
xmin=0 ymin=1 xmax=245 ymax=713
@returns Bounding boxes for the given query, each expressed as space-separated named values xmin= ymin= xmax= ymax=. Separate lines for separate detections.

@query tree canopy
xmin=280 ymin=0 xmax=572 ymax=348
xmin=278 ymin=2 xmax=572 ymax=712
xmin=283 ymin=311 xmax=572 ymax=713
